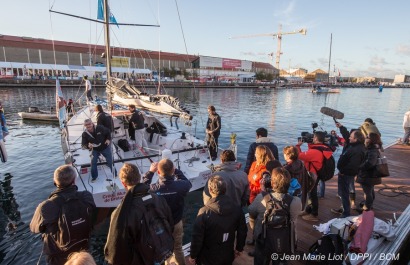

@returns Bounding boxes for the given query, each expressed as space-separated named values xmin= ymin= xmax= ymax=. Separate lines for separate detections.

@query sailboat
xmin=311 ymin=33 xmax=340 ymax=94
xmin=53 ymin=0 xmax=222 ymax=208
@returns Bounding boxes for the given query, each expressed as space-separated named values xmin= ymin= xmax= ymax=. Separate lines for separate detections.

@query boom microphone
xmin=320 ymin=107 xmax=344 ymax=123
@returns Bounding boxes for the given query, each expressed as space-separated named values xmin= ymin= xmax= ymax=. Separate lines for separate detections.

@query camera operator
xmin=296 ymin=131 xmax=333 ymax=222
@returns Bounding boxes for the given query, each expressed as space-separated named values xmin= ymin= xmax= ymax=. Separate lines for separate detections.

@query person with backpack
xmin=190 ymin=175 xmax=247 ymax=265
xmin=143 ymin=159 xmax=192 ymax=265
xmin=253 ymin=168 xmax=302 ymax=265
xmin=30 ymin=165 xmax=96 ymax=265
xmin=332 ymin=129 xmax=366 ymax=217
xmin=296 ymin=131 xmax=333 ymax=222
xmin=95 ymin=104 xmax=113 ymax=132
xmin=105 ymin=163 xmax=174 ymax=265
xmin=283 ymin=146 xmax=310 ymax=210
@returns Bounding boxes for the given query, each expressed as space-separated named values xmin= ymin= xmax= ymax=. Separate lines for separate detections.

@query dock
xmin=184 ymin=141 xmax=410 ymax=264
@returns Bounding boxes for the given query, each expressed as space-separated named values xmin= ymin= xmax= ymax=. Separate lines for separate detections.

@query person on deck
xmin=66 ymin=99 xmax=74 ymax=114
xmin=95 ymin=104 xmax=113 ymax=132
xmin=84 ymin=76 xmax=93 ymax=102
xmin=203 ymin=149 xmax=249 ymax=207
xmin=332 ymin=129 xmax=366 ymax=217
xmin=30 ymin=165 xmax=95 ymax=265
xmin=81 ymin=119 xmax=112 ymax=182
xmin=128 ymin=104 xmax=148 ymax=150
xmin=105 ymin=163 xmax=173 ymax=265
xmin=402 ymin=108 xmax=410 ymax=145
xmin=206 ymin=105 xmax=221 ymax=161
xmin=248 ymin=145 xmax=275 ymax=204
xmin=296 ymin=131 xmax=333 ymax=222
xmin=189 ymin=176 xmax=247 ymax=265
xmin=143 ymin=159 xmax=192 ymax=265
xmin=360 ymin=118 xmax=381 ymax=138
xmin=244 ymin=127 xmax=279 ymax=174
xmin=356 ymin=133 xmax=383 ymax=211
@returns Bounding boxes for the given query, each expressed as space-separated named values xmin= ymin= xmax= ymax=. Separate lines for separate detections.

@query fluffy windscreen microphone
xmin=320 ymin=107 xmax=344 ymax=120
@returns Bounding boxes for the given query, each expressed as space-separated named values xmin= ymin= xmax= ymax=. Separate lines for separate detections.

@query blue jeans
xmin=337 ymin=174 xmax=355 ymax=217
xmin=403 ymin=127 xmax=410 ymax=144
xmin=318 ymin=180 xmax=325 ymax=197
xmin=91 ymin=145 xmax=113 ymax=180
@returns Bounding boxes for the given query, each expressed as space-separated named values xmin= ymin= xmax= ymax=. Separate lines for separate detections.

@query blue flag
xmin=97 ymin=0 xmax=119 ymax=28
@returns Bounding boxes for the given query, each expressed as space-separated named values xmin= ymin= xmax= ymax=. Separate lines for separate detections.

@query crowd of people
xmin=29 ymin=104 xmax=397 ymax=265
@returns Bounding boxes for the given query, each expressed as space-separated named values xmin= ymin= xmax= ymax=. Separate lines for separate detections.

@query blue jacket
xmin=143 ymin=168 xmax=192 ymax=224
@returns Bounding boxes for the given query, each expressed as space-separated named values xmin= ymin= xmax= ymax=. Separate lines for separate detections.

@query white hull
xmin=311 ymin=87 xmax=340 ymax=93
xmin=62 ymin=106 xmax=217 ymax=208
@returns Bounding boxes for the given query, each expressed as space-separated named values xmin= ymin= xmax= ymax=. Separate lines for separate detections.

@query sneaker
xmin=302 ymin=214 xmax=319 ymax=222
xmin=211 ymin=157 xmax=217 ymax=161
xmin=331 ymin=208 xmax=343 ymax=214
xmin=91 ymin=178 xmax=97 ymax=183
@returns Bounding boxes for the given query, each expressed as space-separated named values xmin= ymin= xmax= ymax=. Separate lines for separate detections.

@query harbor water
xmin=0 ymin=86 xmax=409 ymax=264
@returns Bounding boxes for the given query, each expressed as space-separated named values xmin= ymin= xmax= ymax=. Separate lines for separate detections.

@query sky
xmin=1 ymin=0 xmax=410 ymax=79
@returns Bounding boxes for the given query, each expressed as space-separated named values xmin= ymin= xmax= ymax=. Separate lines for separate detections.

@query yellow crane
xmin=230 ymin=24 xmax=307 ymax=70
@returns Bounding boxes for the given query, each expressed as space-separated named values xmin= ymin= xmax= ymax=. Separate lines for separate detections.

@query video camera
xmin=298 ymin=123 xmax=318 ymax=143
xmin=298 ymin=122 xmax=339 ymax=147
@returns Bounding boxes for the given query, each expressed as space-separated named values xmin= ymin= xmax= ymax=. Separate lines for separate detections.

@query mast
xmin=103 ymin=0 xmax=113 ymax=110
xmin=327 ymin=33 xmax=332 ymax=84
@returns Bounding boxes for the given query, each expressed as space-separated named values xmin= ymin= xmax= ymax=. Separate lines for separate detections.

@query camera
xmin=299 ymin=132 xmax=314 ymax=143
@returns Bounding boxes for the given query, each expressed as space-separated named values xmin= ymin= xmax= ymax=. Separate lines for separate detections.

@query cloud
xmin=369 ymin=56 xmax=388 ymax=66
xmin=396 ymin=44 xmax=410 ymax=56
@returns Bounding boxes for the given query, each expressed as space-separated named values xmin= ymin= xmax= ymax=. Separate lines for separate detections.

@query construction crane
xmin=230 ymin=24 xmax=307 ymax=70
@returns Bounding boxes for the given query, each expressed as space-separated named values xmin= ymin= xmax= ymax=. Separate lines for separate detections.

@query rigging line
xmin=48 ymin=1 xmax=57 ymax=68
xmin=49 ymin=10 xmax=160 ymax=27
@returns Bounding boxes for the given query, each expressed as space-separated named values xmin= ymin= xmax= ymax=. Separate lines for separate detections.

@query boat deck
xmin=185 ymin=142 xmax=410 ymax=264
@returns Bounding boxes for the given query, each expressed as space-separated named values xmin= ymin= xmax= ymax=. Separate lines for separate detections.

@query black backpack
xmin=118 ymin=139 xmax=130 ymax=152
xmin=49 ymin=193 xmax=93 ymax=253
xmin=134 ymin=194 xmax=174 ymax=264
xmin=258 ymin=192 xmax=294 ymax=255
xmin=307 ymin=234 xmax=344 ymax=265
xmin=311 ymin=146 xmax=335 ymax=181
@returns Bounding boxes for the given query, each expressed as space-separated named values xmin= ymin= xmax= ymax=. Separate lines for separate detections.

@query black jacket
xmin=337 ymin=141 xmax=366 ymax=176
xmin=190 ymin=195 xmax=247 ymax=265
xmin=97 ymin=111 xmax=113 ymax=132
xmin=81 ymin=125 xmax=111 ymax=152
xmin=30 ymin=186 xmax=95 ymax=258
xmin=143 ymin=169 xmax=192 ymax=224
xmin=129 ymin=110 xmax=145 ymax=130
xmin=206 ymin=113 xmax=221 ymax=137
xmin=357 ymin=145 xmax=382 ymax=185
xmin=104 ymin=183 xmax=173 ymax=265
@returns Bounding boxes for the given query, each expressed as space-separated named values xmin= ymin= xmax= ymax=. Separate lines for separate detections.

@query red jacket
xmin=296 ymin=144 xmax=333 ymax=174
xmin=248 ymin=162 xmax=267 ymax=194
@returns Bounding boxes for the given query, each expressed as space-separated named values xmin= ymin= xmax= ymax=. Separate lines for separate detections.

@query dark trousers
xmin=254 ymin=245 xmax=288 ymax=265
xmin=361 ymin=183 xmax=375 ymax=210
xmin=207 ymin=134 xmax=219 ymax=159
xmin=338 ymin=174 xmax=355 ymax=217
xmin=307 ymin=177 xmax=319 ymax=216
xmin=86 ymin=90 xmax=93 ymax=101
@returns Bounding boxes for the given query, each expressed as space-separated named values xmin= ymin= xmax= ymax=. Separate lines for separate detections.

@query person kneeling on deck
xmin=189 ymin=176 xmax=247 ymax=265
xmin=143 ymin=159 xmax=192 ymax=265
xmin=30 ymin=165 xmax=95 ymax=265
xmin=105 ymin=163 xmax=174 ymax=265
xmin=81 ymin=119 xmax=113 ymax=182
xmin=128 ymin=104 xmax=148 ymax=151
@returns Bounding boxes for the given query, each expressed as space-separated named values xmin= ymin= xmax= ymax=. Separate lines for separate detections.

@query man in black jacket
xmin=81 ymin=119 xmax=112 ymax=182
xmin=333 ymin=126 xmax=366 ymax=217
xmin=95 ymin=104 xmax=113 ymax=132
xmin=30 ymin=165 xmax=95 ymax=265
xmin=244 ymin=127 xmax=279 ymax=174
xmin=128 ymin=104 xmax=147 ymax=150
xmin=206 ymin=105 xmax=221 ymax=161
xmin=105 ymin=163 xmax=173 ymax=265
xmin=189 ymin=175 xmax=247 ymax=265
